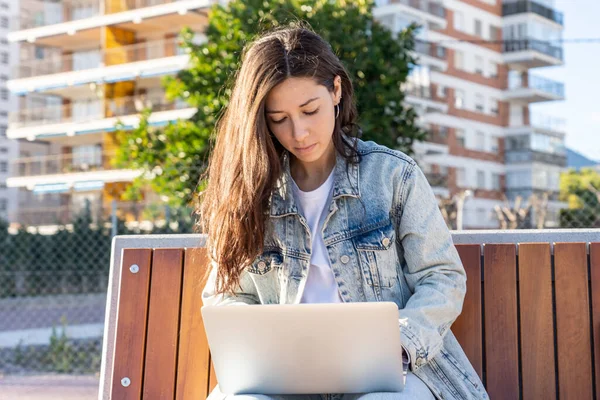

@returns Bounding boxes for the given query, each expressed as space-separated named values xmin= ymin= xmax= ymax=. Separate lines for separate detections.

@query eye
xmin=271 ymin=117 xmax=287 ymax=124
xmin=304 ymin=108 xmax=319 ymax=116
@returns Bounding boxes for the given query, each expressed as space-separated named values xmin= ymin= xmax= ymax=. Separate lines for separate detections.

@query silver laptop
xmin=201 ymin=302 xmax=405 ymax=395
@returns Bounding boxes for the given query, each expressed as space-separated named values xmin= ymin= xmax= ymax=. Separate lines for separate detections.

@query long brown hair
xmin=198 ymin=24 xmax=360 ymax=295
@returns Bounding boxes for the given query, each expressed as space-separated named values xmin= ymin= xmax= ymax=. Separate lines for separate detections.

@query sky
xmin=531 ymin=0 xmax=600 ymax=162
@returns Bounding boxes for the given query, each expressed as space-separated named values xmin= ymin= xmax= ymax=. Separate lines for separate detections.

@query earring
xmin=335 ymin=104 xmax=340 ymax=119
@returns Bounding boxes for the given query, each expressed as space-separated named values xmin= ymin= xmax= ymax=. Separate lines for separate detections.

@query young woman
xmin=200 ymin=25 xmax=489 ymax=400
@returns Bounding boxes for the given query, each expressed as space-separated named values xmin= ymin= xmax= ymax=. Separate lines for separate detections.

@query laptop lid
xmin=201 ymin=302 xmax=404 ymax=395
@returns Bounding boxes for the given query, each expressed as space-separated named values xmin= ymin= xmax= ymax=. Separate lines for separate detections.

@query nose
xmin=291 ymin=118 xmax=309 ymax=143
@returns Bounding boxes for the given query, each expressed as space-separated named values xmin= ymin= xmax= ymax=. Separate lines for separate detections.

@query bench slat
xmin=518 ymin=243 xmax=556 ymax=400
xmin=453 ymin=244 xmax=483 ymax=380
xmin=591 ymin=243 xmax=600 ymax=397
xmin=484 ymin=244 xmax=519 ymax=399
xmin=142 ymin=249 xmax=185 ymax=399
xmin=555 ymin=243 xmax=594 ymax=399
xmin=111 ymin=249 xmax=153 ymax=400
xmin=176 ymin=248 xmax=213 ymax=400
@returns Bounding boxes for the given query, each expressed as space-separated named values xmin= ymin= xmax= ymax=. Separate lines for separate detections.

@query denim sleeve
xmin=395 ymin=163 xmax=467 ymax=372
xmin=201 ymin=259 xmax=260 ymax=306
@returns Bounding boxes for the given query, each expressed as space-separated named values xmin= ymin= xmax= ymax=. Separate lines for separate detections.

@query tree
xmin=115 ymin=0 xmax=424 ymax=207
xmin=559 ymin=168 xmax=600 ymax=228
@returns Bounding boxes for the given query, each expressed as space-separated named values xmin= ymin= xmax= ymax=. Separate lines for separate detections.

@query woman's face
xmin=265 ymin=76 xmax=341 ymax=166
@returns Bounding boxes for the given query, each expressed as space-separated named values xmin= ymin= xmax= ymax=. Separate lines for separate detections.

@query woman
xmin=200 ymin=25 xmax=488 ymax=400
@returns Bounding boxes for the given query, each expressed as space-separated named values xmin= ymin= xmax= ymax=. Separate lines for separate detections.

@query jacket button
xmin=382 ymin=237 xmax=391 ymax=247
xmin=340 ymin=255 xmax=350 ymax=264
xmin=257 ymin=261 xmax=267 ymax=270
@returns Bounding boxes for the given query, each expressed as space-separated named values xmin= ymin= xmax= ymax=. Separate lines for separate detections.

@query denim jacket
xmin=202 ymin=139 xmax=489 ymax=400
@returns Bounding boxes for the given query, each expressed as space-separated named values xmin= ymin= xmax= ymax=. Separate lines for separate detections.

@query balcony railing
xmin=503 ymin=39 xmax=563 ymax=61
xmin=530 ymin=112 xmax=566 ymax=133
xmin=509 ymin=72 xmax=565 ymax=98
xmin=414 ymin=40 xmax=446 ymax=60
xmin=12 ymin=151 xmax=116 ymax=178
xmin=15 ymin=0 xmax=189 ymax=31
xmin=10 ymin=94 xmax=190 ymax=129
xmin=404 ymin=84 xmax=433 ymax=100
xmin=13 ymin=37 xmax=184 ymax=79
xmin=387 ymin=0 xmax=446 ymax=18
xmin=503 ymin=0 xmax=564 ymax=26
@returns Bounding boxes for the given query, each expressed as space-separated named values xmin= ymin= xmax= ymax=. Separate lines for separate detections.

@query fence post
xmin=111 ymin=200 xmax=117 ymax=238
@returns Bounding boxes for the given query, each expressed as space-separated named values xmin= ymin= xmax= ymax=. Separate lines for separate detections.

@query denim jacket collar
xmin=269 ymin=148 xmax=361 ymax=217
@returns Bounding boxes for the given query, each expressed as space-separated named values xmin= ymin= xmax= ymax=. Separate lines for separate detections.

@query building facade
xmin=376 ymin=0 xmax=566 ymax=228
xmin=6 ymin=0 xmax=209 ymax=228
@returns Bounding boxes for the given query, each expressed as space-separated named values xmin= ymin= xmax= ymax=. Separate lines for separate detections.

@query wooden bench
xmin=98 ymin=230 xmax=600 ymax=400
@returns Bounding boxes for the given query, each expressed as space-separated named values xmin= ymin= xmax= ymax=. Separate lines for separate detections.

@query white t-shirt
xmin=292 ymin=170 xmax=343 ymax=304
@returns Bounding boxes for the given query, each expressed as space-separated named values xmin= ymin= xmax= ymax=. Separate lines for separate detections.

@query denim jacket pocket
xmin=354 ymin=220 xmax=398 ymax=288
xmin=246 ymin=251 xmax=283 ymax=276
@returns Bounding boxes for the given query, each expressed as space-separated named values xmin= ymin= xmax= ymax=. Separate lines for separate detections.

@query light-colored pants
xmin=207 ymin=372 xmax=436 ymax=400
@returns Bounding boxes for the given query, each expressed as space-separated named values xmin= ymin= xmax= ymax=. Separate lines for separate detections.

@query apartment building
xmin=6 ymin=0 xmax=209 ymax=228
xmin=375 ymin=0 xmax=566 ymax=228
xmin=0 ymin=0 xmax=17 ymax=223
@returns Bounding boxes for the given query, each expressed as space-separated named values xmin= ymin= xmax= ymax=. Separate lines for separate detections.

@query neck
xmin=290 ymin=141 xmax=336 ymax=192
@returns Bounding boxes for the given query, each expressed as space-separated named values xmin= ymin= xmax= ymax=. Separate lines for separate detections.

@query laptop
xmin=201 ymin=302 xmax=405 ymax=395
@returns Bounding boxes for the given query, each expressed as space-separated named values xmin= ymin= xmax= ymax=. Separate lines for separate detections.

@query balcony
xmin=7 ymin=94 xmax=195 ymax=140
xmin=374 ymin=0 xmax=446 ymax=30
xmin=505 ymin=132 xmax=567 ymax=167
xmin=403 ymin=84 xmax=449 ymax=113
xmin=414 ymin=40 xmax=447 ymax=71
xmin=503 ymin=39 xmax=563 ymax=68
xmin=6 ymin=150 xmax=142 ymax=189
xmin=8 ymin=0 xmax=209 ymax=49
xmin=503 ymin=1 xmax=564 ymax=26
xmin=505 ymin=72 xmax=565 ymax=103
xmin=9 ymin=38 xmax=190 ymax=94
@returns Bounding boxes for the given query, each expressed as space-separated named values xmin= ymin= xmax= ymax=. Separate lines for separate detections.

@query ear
xmin=333 ymin=75 xmax=342 ymax=105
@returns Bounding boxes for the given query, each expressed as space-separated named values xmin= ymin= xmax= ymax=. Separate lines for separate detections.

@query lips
xmin=296 ymin=143 xmax=316 ymax=153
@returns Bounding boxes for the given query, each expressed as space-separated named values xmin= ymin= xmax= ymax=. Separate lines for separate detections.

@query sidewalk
xmin=0 ymin=374 xmax=98 ymax=400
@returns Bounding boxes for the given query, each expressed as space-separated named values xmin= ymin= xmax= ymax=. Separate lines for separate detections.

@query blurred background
xmin=0 ymin=0 xmax=598 ymax=398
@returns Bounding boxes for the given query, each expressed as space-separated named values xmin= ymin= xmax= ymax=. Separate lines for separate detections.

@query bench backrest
xmin=99 ymin=230 xmax=600 ymax=400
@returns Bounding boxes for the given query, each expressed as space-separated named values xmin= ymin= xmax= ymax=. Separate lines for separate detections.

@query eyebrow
xmin=265 ymin=97 xmax=320 ymax=114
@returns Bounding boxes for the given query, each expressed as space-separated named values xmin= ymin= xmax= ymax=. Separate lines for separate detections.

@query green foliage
xmin=559 ymin=168 xmax=600 ymax=228
xmin=115 ymin=0 xmax=424 ymax=207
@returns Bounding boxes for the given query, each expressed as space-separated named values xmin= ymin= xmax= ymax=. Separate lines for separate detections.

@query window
xmin=490 ymin=99 xmax=499 ymax=115
xmin=456 ymin=168 xmax=466 ymax=187
xmin=489 ymin=26 xmax=500 ymax=41
xmin=0 ymin=125 xmax=6 ymax=137
xmin=475 ymin=131 xmax=486 ymax=151
xmin=0 ymin=111 xmax=6 ymax=117
xmin=0 ymin=38 xmax=6 ymax=45
xmin=488 ymin=61 xmax=498 ymax=78
xmin=491 ymin=137 xmax=500 ymax=153
xmin=439 ymin=126 xmax=449 ymax=139
xmin=477 ymin=170 xmax=486 ymax=188
xmin=0 ymin=198 xmax=6 ymax=211
xmin=475 ymin=94 xmax=485 ymax=112
xmin=454 ymin=90 xmax=465 ymax=109
xmin=35 ymin=46 xmax=44 ymax=60
xmin=0 ymin=161 xmax=7 ymax=173
xmin=455 ymin=129 xmax=466 ymax=147
xmin=492 ymin=173 xmax=502 ymax=190
xmin=474 ymin=19 xmax=483 ymax=37
xmin=475 ymin=56 xmax=484 ymax=75
xmin=454 ymin=11 xmax=465 ymax=32
xmin=0 ymin=52 xmax=7 ymax=64
xmin=0 ymin=16 xmax=7 ymax=28
xmin=0 ymin=147 xmax=7 ymax=154
xmin=0 ymin=182 xmax=6 ymax=189
xmin=0 ymin=74 xmax=6 ymax=81
xmin=454 ymin=50 xmax=464 ymax=70
xmin=437 ymin=85 xmax=446 ymax=98
xmin=0 ymin=89 xmax=7 ymax=100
